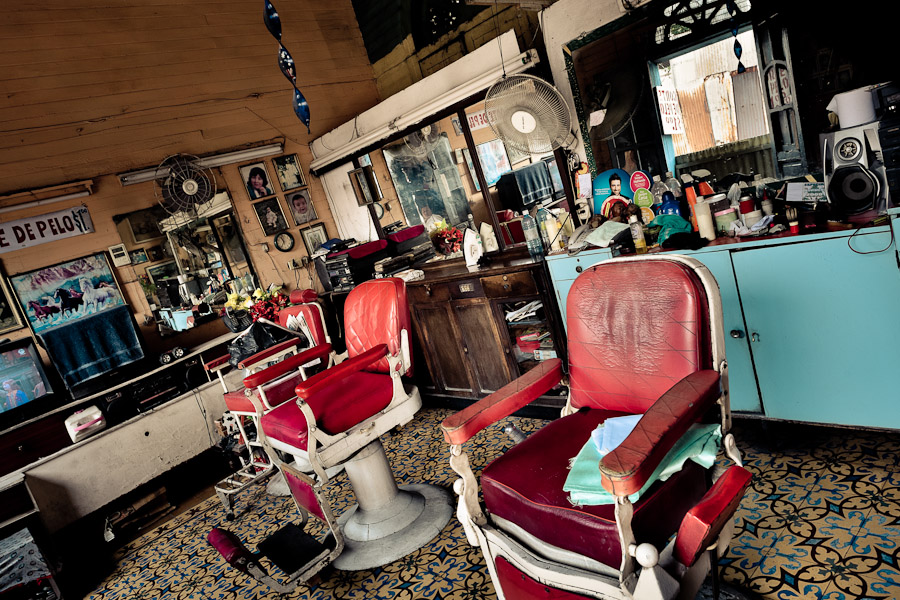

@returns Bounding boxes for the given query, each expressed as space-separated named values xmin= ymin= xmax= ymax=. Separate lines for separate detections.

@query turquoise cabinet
xmin=545 ymin=224 xmax=900 ymax=427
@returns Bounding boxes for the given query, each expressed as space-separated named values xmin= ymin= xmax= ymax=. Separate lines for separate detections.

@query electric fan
xmin=585 ymin=64 xmax=645 ymax=141
xmin=484 ymin=73 xmax=576 ymax=155
xmin=153 ymin=154 xmax=217 ymax=217
xmin=402 ymin=123 xmax=443 ymax=158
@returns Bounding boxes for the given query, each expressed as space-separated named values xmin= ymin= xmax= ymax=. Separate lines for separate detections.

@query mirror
xmin=113 ymin=191 xmax=256 ymax=336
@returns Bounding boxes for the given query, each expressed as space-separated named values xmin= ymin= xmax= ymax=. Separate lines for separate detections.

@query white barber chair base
xmin=331 ymin=438 xmax=452 ymax=571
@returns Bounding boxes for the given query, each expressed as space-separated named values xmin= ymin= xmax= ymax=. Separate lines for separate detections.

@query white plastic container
xmin=65 ymin=406 xmax=106 ymax=443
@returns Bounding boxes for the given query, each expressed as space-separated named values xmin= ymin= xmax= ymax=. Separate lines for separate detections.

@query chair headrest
xmin=290 ymin=289 xmax=318 ymax=304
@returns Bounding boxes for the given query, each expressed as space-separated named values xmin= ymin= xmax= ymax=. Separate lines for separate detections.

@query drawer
xmin=449 ymin=278 xmax=484 ymax=299
xmin=408 ymin=283 xmax=452 ymax=304
xmin=482 ymin=271 xmax=538 ymax=298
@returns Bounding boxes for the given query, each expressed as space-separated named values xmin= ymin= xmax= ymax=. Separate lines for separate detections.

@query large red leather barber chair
xmin=253 ymin=277 xmax=452 ymax=570
xmin=442 ymin=256 xmax=751 ymax=600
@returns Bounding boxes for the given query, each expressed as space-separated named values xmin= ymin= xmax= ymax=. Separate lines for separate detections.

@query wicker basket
xmin=222 ymin=309 xmax=253 ymax=333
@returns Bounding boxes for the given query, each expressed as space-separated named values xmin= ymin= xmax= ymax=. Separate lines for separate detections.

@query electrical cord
xmin=847 ymin=219 xmax=894 ymax=255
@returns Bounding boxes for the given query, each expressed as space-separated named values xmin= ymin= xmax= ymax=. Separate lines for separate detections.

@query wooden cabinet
xmin=408 ymin=257 xmax=565 ymax=406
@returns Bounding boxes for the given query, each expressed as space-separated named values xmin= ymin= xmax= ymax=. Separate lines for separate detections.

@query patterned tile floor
xmin=85 ymin=409 xmax=900 ymax=600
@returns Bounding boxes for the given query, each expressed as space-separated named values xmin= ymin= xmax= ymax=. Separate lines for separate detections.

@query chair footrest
xmin=674 ymin=465 xmax=753 ymax=567
xmin=257 ymin=523 xmax=336 ymax=576
xmin=215 ymin=463 xmax=274 ymax=494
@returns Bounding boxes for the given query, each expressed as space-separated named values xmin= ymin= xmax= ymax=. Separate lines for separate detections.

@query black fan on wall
xmin=153 ymin=154 xmax=217 ymax=217
xmin=402 ymin=124 xmax=443 ymax=158
xmin=584 ymin=64 xmax=645 ymax=142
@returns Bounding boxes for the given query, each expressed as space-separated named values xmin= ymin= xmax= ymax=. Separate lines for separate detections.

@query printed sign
xmin=466 ymin=108 xmax=501 ymax=132
xmin=655 ymin=86 xmax=685 ymax=135
xmin=0 ymin=206 xmax=94 ymax=254
xmin=630 ymin=171 xmax=651 ymax=191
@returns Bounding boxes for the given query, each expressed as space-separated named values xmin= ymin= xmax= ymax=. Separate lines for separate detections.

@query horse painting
xmin=27 ymin=300 xmax=60 ymax=323
xmin=54 ymin=287 xmax=84 ymax=316
xmin=80 ymin=279 xmax=119 ymax=311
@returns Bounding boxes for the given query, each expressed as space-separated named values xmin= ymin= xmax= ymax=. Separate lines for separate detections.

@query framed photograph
xmin=475 ymin=139 xmax=512 ymax=187
xmin=272 ymin=154 xmax=306 ymax=191
xmin=9 ymin=253 xmax=126 ymax=334
xmin=239 ymin=161 xmax=275 ymax=200
xmin=301 ymin=223 xmax=328 ymax=255
xmin=0 ymin=269 xmax=25 ymax=335
xmin=253 ymin=197 xmax=289 ymax=235
xmin=287 ymin=189 xmax=318 ymax=226
xmin=126 ymin=207 xmax=165 ymax=243
xmin=146 ymin=245 xmax=164 ymax=262
xmin=145 ymin=260 xmax=178 ymax=285
xmin=348 ymin=165 xmax=379 ymax=206
xmin=129 ymin=248 xmax=149 ymax=264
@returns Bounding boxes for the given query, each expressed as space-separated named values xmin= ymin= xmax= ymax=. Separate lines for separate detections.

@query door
xmin=412 ymin=304 xmax=474 ymax=395
xmin=452 ymin=299 xmax=512 ymax=395
xmin=731 ymin=230 xmax=900 ymax=428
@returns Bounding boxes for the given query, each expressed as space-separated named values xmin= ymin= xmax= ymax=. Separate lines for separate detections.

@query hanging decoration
xmin=264 ymin=0 xmax=310 ymax=132
xmin=726 ymin=0 xmax=746 ymax=74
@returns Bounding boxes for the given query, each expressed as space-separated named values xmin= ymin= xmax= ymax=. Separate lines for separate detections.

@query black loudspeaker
xmin=826 ymin=124 xmax=891 ymax=223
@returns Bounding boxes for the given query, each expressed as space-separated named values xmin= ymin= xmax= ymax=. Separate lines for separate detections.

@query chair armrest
xmin=599 ymin=370 xmax=721 ymax=496
xmin=238 ymin=337 xmax=307 ymax=370
xmin=243 ymin=343 xmax=332 ymax=389
xmin=441 ymin=359 xmax=563 ymax=446
xmin=204 ymin=354 xmax=230 ymax=372
xmin=294 ymin=344 xmax=388 ymax=400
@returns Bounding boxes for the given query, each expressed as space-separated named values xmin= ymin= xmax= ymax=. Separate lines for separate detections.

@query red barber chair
xmin=205 ymin=289 xmax=335 ymax=519
xmin=441 ymin=256 xmax=752 ymax=600
xmin=254 ymin=277 xmax=452 ymax=570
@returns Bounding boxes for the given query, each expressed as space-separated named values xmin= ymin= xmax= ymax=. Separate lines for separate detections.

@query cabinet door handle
xmin=424 ymin=285 xmax=432 ymax=296
xmin=730 ymin=330 xmax=744 ymax=339
xmin=575 ymin=266 xmax=583 ymax=273
xmin=750 ymin=332 xmax=760 ymax=342
xmin=463 ymin=347 xmax=469 ymax=354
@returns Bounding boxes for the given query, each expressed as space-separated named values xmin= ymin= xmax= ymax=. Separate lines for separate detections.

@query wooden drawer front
xmin=482 ymin=272 xmax=538 ymax=298
xmin=449 ymin=279 xmax=484 ymax=299
xmin=409 ymin=283 xmax=452 ymax=304
xmin=0 ymin=481 xmax=36 ymax=525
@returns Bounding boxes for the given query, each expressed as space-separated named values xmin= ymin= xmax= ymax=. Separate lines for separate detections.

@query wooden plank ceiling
xmin=0 ymin=0 xmax=380 ymax=194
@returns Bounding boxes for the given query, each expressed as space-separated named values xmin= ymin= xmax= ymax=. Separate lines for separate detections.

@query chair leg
xmin=332 ymin=438 xmax=452 ymax=571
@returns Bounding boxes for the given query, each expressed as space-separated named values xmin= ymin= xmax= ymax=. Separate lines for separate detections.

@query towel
xmin=40 ymin=305 xmax=145 ymax=388
xmin=564 ymin=423 xmax=722 ymax=506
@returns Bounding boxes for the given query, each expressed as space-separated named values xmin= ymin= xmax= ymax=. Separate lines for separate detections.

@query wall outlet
xmin=261 ymin=242 xmax=269 ymax=253
xmin=300 ymin=256 xmax=310 ymax=267
xmin=287 ymin=259 xmax=299 ymax=270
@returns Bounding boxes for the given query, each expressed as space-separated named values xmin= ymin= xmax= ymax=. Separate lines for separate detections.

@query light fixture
xmin=0 ymin=189 xmax=91 ymax=215
xmin=118 ymin=143 xmax=284 ymax=186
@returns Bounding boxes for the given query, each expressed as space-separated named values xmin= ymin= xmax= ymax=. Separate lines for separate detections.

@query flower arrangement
xmin=431 ymin=219 xmax=463 ymax=255
xmin=221 ymin=285 xmax=289 ymax=323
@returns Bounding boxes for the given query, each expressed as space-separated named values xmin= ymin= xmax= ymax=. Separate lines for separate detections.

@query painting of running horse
xmin=9 ymin=253 xmax=125 ymax=333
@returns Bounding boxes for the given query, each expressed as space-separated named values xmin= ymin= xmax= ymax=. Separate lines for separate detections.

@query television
xmin=0 ymin=336 xmax=62 ymax=430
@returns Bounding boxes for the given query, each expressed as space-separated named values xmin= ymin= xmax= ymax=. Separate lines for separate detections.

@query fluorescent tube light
xmin=118 ymin=143 xmax=284 ymax=186
xmin=0 ymin=190 xmax=91 ymax=215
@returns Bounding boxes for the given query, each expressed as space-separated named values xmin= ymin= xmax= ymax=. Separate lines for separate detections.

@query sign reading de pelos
xmin=0 ymin=206 xmax=94 ymax=253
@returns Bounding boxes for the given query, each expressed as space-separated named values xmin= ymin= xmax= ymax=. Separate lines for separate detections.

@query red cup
xmin=789 ymin=222 xmax=800 ymax=234
xmin=739 ymin=198 xmax=756 ymax=214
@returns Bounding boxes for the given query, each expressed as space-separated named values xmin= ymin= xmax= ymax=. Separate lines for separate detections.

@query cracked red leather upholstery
xmin=480 ymin=259 xmax=716 ymax=570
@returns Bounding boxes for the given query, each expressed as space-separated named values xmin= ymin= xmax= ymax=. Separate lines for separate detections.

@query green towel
xmin=563 ymin=423 xmax=722 ymax=506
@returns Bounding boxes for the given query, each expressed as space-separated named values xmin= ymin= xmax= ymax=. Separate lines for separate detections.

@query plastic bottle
xmin=629 ymin=215 xmax=647 ymax=254
xmin=522 ymin=214 xmax=544 ymax=260
xmin=536 ymin=207 xmax=551 ymax=249
xmin=664 ymin=171 xmax=683 ymax=198
xmin=650 ymin=175 xmax=671 ymax=210
xmin=543 ymin=209 xmax=561 ymax=251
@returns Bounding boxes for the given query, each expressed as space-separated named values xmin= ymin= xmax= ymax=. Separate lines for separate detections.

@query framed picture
xmin=126 ymin=207 xmax=165 ymax=243
xmin=272 ymin=154 xmax=306 ymax=191
xmin=145 ymin=260 xmax=178 ymax=285
xmin=287 ymin=189 xmax=318 ymax=226
xmin=348 ymin=165 xmax=379 ymax=206
xmin=9 ymin=253 xmax=126 ymax=334
xmin=146 ymin=245 xmax=164 ymax=262
xmin=129 ymin=248 xmax=149 ymax=264
xmin=0 ymin=269 xmax=24 ymax=335
xmin=239 ymin=161 xmax=275 ymax=200
xmin=301 ymin=223 xmax=328 ymax=255
xmin=475 ymin=139 xmax=512 ymax=187
xmin=253 ymin=197 xmax=289 ymax=235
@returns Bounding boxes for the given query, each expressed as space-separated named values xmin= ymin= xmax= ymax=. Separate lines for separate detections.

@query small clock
xmin=274 ymin=231 xmax=295 ymax=252
xmin=373 ymin=202 xmax=385 ymax=219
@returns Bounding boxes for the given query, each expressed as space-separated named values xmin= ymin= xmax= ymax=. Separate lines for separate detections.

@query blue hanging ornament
xmin=293 ymin=87 xmax=310 ymax=133
xmin=733 ymin=39 xmax=743 ymax=59
xmin=263 ymin=0 xmax=282 ymax=41
xmin=737 ymin=61 xmax=746 ymax=74
xmin=278 ymin=45 xmax=296 ymax=85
